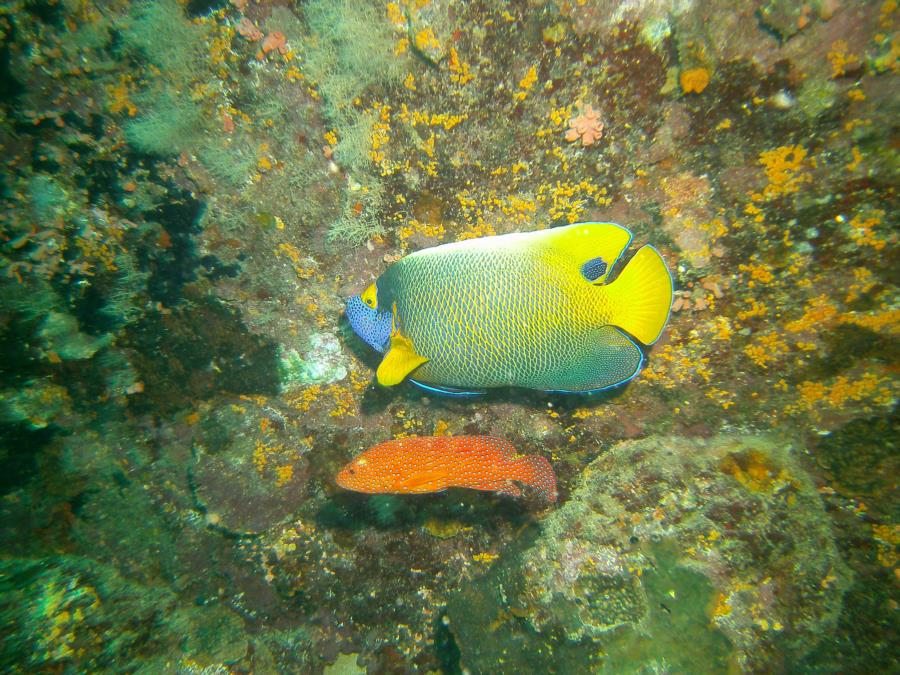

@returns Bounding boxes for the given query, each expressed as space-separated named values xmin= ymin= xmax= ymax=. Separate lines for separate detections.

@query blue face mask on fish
xmin=346 ymin=285 xmax=392 ymax=353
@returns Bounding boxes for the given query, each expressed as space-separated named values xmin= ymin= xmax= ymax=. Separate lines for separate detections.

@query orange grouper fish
xmin=335 ymin=436 xmax=557 ymax=502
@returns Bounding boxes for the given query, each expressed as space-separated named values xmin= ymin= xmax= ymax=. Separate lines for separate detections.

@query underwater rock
xmin=658 ymin=171 xmax=719 ymax=269
xmin=323 ymin=652 xmax=366 ymax=674
xmin=0 ymin=379 xmax=73 ymax=429
xmin=404 ymin=0 xmax=454 ymax=64
xmin=563 ymin=0 xmax=692 ymax=39
xmin=812 ymin=410 xmax=899 ymax=518
xmin=0 ymin=556 xmax=175 ymax=672
xmin=796 ymin=76 xmax=839 ymax=119
xmin=191 ymin=398 xmax=310 ymax=535
xmin=124 ymin=295 xmax=281 ymax=415
xmin=757 ymin=0 xmax=814 ymax=42
xmin=167 ymin=604 xmax=249 ymax=667
xmin=39 ymin=311 xmax=112 ymax=361
xmin=277 ymin=332 xmax=349 ymax=387
xmin=447 ymin=435 xmax=849 ymax=673
xmin=0 ymin=554 xmax=253 ymax=672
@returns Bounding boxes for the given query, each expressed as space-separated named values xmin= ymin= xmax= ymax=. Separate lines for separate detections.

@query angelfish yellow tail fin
xmin=603 ymin=245 xmax=673 ymax=345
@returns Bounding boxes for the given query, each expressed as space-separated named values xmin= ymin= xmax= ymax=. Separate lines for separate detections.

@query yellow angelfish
xmin=345 ymin=222 xmax=673 ymax=396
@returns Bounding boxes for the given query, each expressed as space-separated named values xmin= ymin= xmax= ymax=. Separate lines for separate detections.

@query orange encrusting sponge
xmin=336 ymin=436 xmax=557 ymax=502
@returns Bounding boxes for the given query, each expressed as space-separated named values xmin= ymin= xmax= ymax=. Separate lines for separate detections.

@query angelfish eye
xmin=360 ymin=283 xmax=378 ymax=309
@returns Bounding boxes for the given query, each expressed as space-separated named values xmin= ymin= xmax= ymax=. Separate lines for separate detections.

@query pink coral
xmin=261 ymin=32 xmax=288 ymax=56
xmin=236 ymin=17 xmax=263 ymax=41
xmin=565 ymin=105 xmax=604 ymax=146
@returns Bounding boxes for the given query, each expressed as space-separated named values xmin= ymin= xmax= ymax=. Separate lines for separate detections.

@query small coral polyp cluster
xmin=0 ymin=0 xmax=896 ymax=673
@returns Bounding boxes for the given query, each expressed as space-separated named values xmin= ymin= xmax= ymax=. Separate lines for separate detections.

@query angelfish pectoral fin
xmin=376 ymin=332 xmax=429 ymax=386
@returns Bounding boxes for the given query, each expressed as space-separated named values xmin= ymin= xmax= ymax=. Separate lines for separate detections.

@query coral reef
xmin=0 ymin=555 xmax=249 ymax=673
xmin=448 ymin=435 xmax=849 ymax=673
xmin=191 ymin=398 xmax=312 ymax=535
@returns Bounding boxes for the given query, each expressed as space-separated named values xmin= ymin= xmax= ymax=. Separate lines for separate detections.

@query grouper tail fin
xmin=512 ymin=454 xmax=558 ymax=503
xmin=602 ymin=245 xmax=673 ymax=345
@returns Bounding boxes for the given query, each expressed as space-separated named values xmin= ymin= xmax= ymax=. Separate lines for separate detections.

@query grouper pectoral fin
xmin=394 ymin=471 xmax=446 ymax=492
xmin=376 ymin=331 xmax=429 ymax=386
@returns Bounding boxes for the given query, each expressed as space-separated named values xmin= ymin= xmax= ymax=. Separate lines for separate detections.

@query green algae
xmin=600 ymin=542 xmax=733 ymax=674
xmin=796 ymin=76 xmax=839 ymax=120
xmin=27 ymin=174 xmax=69 ymax=223
xmin=39 ymin=311 xmax=112 ymax=360
xmin=124 ymin=92 xmax=205 ymax=157
xmin=122 ymin=0 xmax=208 ymax=81
xmin=324 ymin=652 xmax=366 ymax=675
xmin=301 ymin=0 xmax=406 ymax=122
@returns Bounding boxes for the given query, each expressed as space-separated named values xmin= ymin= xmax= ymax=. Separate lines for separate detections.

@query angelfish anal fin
xmin=409 ymin=379 xmax=486 ymax=397
xmin=376 ymin=331 xmax=429 ymax=386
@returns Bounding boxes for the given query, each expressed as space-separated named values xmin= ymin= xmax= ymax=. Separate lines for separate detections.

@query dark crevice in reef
xmin=0 ymin=18 xmax=23 ymax=104
xmin=186 ymin=0 xmax=228 ymax=17
xmin=0 ymin=422 xmax=55 ymax=495
xmin=138 ymin=189 xmax=206 ymax=307
xmin=23 ymin=0 xmax=65 ymax=28
xmin=124 ymin=294 xmax=280 ymax=415
xmin=434 ymin=611 xmax=462 ymax=675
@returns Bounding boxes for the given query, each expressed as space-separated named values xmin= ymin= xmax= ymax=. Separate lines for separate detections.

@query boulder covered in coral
xmin=191 ymin=397 xmax=311 ymax=535
xmin=447 ymin=434 xmax=849 ymax=673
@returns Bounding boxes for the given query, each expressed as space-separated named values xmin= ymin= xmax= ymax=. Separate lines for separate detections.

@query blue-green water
xmin=0 ymin=0 xmax=897 ymax=672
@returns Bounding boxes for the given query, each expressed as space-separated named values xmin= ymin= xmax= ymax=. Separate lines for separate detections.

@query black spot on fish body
xmin=581 ymin=256 xmax=608 ymax=281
